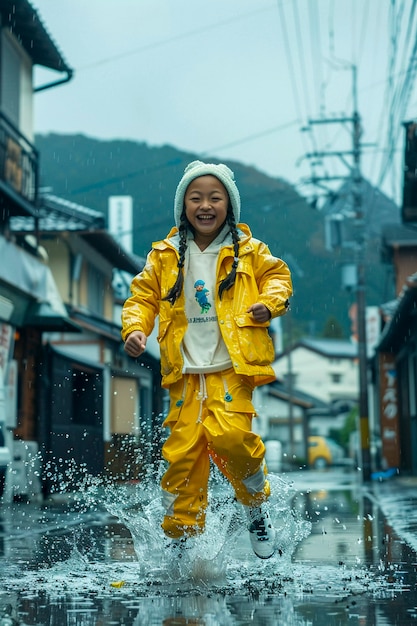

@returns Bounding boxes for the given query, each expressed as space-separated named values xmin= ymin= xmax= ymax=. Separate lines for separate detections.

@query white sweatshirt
xmin=182 ymin=229 xmax=232 ymax=374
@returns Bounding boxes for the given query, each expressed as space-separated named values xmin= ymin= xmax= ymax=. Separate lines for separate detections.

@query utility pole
xmin=286 ymin=312 xmax=295 ymax=459
xmin=302 ymin=65 xmax=372 ymax=481
xmin=351 ymin=67 xmax=371 ymax=482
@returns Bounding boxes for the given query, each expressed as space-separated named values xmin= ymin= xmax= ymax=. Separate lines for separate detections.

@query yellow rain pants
xmin=161 ymin=368 xmax=270 ymax=538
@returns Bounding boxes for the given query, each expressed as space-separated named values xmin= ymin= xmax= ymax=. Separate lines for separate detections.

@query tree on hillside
xmin=35 ymin=133 xmax=394 ymax=343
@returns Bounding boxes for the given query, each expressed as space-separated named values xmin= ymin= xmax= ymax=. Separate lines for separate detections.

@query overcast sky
xmin=32 ymin=0 xmax=417 ymax=207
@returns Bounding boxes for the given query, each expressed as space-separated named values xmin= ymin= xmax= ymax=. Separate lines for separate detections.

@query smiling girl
xmin=121 ymin=160 xmax=292 ymax=559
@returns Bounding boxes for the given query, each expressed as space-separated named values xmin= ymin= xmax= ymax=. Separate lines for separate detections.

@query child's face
xmin=184 ymin=175 xmax=229 ymax=245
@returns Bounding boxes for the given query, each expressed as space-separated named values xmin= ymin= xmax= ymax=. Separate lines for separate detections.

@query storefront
xmin=376 ymin=275 xmax=417 ymax=474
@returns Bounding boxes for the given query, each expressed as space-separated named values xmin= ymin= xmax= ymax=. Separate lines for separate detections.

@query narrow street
xmin=0 ymin=468 xmax=416 ymax=625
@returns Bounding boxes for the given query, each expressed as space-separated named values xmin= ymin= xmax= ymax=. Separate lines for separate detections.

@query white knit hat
xmin=174 ymin=160 xmax=241 ymax=228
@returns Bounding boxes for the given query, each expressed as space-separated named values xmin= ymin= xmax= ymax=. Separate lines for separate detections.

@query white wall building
xmin=273 ymin=338 xmax=359 ymax=406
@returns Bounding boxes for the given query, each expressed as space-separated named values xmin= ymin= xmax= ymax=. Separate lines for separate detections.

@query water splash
xmin=75 ymin=465 xmax=312 ymax=589
xmin=0 ymin=462 xmax=409 ymax=621
xmin=5 ymin=440 xmax=312 ymax=587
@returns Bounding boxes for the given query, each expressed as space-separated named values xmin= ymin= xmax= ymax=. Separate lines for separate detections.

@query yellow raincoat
xmin=122 ymin=224 xmax=292 ymax=388
xmin=121 ymin=223 xmax=292 ymax=538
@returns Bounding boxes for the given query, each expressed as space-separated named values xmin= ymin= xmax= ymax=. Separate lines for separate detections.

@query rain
xmin=2 ymin=1 xmax=417 ymax=625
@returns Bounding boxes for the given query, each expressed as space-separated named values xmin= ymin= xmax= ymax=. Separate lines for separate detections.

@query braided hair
xmin=162 ymin=212 xmax=188 ymax=305
xmin=162 ymin=206 xmax=240 ymax=305
xmin=218 ymin=209 xmax=240 ymax=299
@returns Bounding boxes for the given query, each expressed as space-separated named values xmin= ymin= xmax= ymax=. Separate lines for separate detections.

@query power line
xmin=377 ymin=0 xmax=417 ymax=191
xmin=356 ymin=0 xmax=371 ymax=65
xmin=276 ymin=0 xmax=317 ymax=185
xmin=300 ymin=65 xmax=372 ymax=481
xmin=76 ymin=5 xmax=278 ymax=71
xmin=201 ymin=119 xmax=300 ymax=157
xmin=68 ymin=119 xmax=300 ymax=195
xmin=70 ymin=156 xmax=186 ymax=195
xmin=276 ymin=0 xmax=304 ymax=123
xmin=292 ymin=0 xmax=311 ymax=119
xmin=307 ymin=0 xmax=323 ymax=116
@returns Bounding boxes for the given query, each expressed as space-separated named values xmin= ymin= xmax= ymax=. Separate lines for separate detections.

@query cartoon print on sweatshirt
xmin=194 ymin=279 xmax=212 ymax=314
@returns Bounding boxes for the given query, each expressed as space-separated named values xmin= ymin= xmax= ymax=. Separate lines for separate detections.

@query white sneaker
xmin=246 ymin=504 xmax=276 ymax=559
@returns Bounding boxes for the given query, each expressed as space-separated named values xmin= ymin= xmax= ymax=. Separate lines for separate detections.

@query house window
xmin=330 ymin=373 xmax=342 ymax=384
xmin=72 ymin=367 xmax=102 ymax=426
xmin=1 ymin=33 xmax=20 ymax=127
xmin=87 ymin=264 xmax=104 ymax=317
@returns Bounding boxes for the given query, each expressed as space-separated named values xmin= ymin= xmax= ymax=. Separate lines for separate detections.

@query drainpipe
xmin=103 ymin=366 xmax=111 ymax=443
xmin=34 ymin=68 xmax=74 ymax=93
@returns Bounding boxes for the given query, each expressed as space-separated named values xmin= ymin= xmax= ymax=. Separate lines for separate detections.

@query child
xmin=122 ymin=160 xmax=292 ymax=559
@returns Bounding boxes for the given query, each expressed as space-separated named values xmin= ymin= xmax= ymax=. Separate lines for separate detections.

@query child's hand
xmin=124 ymin=331 xmax=147 ymax=357
xmin=247 ymin=303 xmax=271 ymax=322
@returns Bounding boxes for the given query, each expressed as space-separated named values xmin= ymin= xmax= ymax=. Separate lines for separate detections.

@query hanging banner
xmin=6 ymin=359 xmax=17 ymax=429
xmin=379 ymin=353 xmax=400 ymax=468
xmin=0 ymin=323 xmax=12 ymax=383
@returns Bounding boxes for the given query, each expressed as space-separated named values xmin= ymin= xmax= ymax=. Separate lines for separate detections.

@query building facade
xmin=375 ymin=224 xmax=417 ymax=474
xmin=272 ymin=338 xmax=359 ymax=411
xmin=0 ymin=2 xmax=163 ymax=499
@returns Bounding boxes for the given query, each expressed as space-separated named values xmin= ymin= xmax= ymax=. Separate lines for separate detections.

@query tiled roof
xmin=1 ymin=0 xmax=72 ymax=72
xmin=296 ymin=337 xmax=358 ymax=358
xmin=378 ymin=274 xmax=417 ymax=352
xmin=11 ymin=194 xmax=105 ymax=232
xmin=10 ymin=194 xmax=145 ymax=275
xmin=268 ymin=379 xmax=330 ymax=410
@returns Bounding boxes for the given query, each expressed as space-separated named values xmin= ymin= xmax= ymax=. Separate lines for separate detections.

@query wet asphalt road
xmin=0 ymin=468 xmax=416 ymax=625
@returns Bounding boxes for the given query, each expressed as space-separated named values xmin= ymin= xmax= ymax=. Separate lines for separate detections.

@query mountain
xmin=35 ymin=133 xmax=400 ymax=338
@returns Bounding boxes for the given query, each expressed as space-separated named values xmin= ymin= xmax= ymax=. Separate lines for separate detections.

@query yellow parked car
xmin=308 ymin=436 xmax=344 ymax=469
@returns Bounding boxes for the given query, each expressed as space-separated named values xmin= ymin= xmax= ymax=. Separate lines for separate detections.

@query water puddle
xmin=0 ymin=469 xmax=416 ymax=625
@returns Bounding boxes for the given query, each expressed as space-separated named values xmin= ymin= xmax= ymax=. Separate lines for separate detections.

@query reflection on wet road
xmin=0 ymin=468 xmax=416 ymax=625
